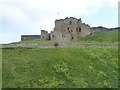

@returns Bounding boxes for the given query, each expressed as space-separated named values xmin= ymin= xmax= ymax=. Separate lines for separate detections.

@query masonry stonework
xmin=21 ymin=35 xmax=41 ymax=41
xmin=50 ymin=17 xmax=91 ymax=42
xmin=21 ymin=17 xmax=91 ymax=41
xmin=41 ymin=30 xmax=50 ymax=40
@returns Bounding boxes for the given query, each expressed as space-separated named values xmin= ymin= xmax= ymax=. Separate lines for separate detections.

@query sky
xmin=0 ymin=0 xmax=119 ymax=44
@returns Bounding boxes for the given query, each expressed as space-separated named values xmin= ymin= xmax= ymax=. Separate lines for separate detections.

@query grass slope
xmin=10 ymin=30 xmax=119 ymax=44
xmin=76 ymin=30 xmax=119 ymax=44
xmin=2 ymin=47 xmax=118 ymax=88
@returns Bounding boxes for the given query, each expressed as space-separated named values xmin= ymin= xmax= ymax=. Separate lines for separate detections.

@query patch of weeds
xmin=31 ymin=76 xmax=65 ymax=88
xmin=51 ymin=62 xmax=69 ymax=75
xmin=54 ymin=42 xmax=59 ymax=47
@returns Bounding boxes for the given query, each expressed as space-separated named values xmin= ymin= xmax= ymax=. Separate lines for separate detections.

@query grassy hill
xmin=11 ymin=30 xmax=119 ymax=44
xmin=76 ymin=30 xmax=119 ymax=44
xmin=2 ymin=47 xmax=118 ymax=88
xmin=2 ymin=30 xmax=119 ymax=88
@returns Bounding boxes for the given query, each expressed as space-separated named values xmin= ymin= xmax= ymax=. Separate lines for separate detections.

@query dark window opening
xmin=69 ymin=31 xmax=70 ymax=33
xmin=71 ymin=30 xmax=73 ymax=32
xmin=71 ymin=37 xmax=73 ymax=40
xmin=76 ymin=28 xmax=78 ymax=31
xmin=70 ymin=21 xmax=72 ymax=25
xmin=67 ymin=27 xmax=69 ymax=30
xmin=42 ymin=36 xmax=44 ymax=38
xmin=48 ymin=35 xmax=51 ymax=40
xmin=53 ymin=35 xmax=54 ymax=37
xmin=79 ymin=27 xmax=81 ymax=32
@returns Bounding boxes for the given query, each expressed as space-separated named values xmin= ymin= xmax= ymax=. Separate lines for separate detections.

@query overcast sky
xmin=0 ymin=0 xmax=119 ymax=44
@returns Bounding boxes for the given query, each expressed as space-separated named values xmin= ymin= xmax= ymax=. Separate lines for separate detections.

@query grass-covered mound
xmin=2 ymin=47 xmax=118 ymax=88
xmin=76 ymin=30 xmax=119 ymax=44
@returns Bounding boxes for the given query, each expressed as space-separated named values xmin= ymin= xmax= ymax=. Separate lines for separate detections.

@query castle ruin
xmin=21 ymin=17 xmax=91 ymax=41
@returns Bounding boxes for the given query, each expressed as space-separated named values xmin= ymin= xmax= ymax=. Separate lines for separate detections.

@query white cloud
xmin=106 ymin=0 xmax=119 ymax=8
xmin=0 ymin=0 xmax=118 ymax=43
xmin=0 ymin=4 xmax=30 ymax=32
xmin=0 ymin=32 xmax=21 ymax=44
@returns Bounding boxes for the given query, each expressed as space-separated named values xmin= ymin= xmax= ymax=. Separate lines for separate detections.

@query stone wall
xmin=21 ymin=35 xmax=41 ymax=41
xmin=41 ymin=30 xmax=50 ymax=40
xmin=21 ymin=30 xmax=50 ymax=41
xmin=90 ymin=26 xmax=120 ymax=33
xmin=51 ymin=17 xmax=91 ymax=41
xmin=1 ymin=43 xmax=118 ymax=49
xmin=21 ymin=17 xmax=119 ymax=42
xmin=90 ymin=26 xmax=108 ymax=33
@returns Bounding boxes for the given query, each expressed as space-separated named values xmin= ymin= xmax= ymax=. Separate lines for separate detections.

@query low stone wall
xmin=1 ymin=44 xmax=54 ymax=48
xmin=1 ymin=43 xmax=119 ymax=49
xmin=90 ymin=27 xmax=120 ymax=33
xmin=21 ymin=35 xmax=41 ymax=41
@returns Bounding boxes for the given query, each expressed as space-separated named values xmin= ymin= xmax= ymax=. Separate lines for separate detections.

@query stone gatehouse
xmin=21 ymin=17 xmax=91 ymax=41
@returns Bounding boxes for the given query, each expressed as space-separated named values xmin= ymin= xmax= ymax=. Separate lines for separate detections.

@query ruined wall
xmin=90 ymin=27 xmax=120 ymax=33
xmin=21 ymin=17 xmax=119 ymax=42
xmin=21 ymin=30 xmax=50 ymax=41
xmin=79 ymin=23 xmax=91 ymax=37
xmin=90 ymin=26 xmax=108 ymax=33
xmin=51 ymin=17 xmax=91 ymax=41
xmin=21 ymin=17 xmax=92 ymax=42
xmin=21 ymin=35 xmax=41 ymax=41
xmin=41 ymin=30 xmax=50 ymax=40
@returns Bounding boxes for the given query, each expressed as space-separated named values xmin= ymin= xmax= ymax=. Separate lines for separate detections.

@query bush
xmin=54 ymin=42 xmax=59 ymax=47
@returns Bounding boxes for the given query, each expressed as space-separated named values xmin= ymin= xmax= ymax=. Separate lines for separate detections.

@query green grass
xmin=3 ymin=30 xmax=119 ymax=88
xmin=2 ymin=47 xmax=118 ymax=88
xmin=10 ymin=30 xmax=119 ymax=44
xmin=75 ymin=30 xmax=119 ymax=44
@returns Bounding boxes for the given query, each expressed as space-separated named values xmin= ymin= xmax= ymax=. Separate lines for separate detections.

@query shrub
xmin=54 ymin=42 xmax=59 ymax=47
